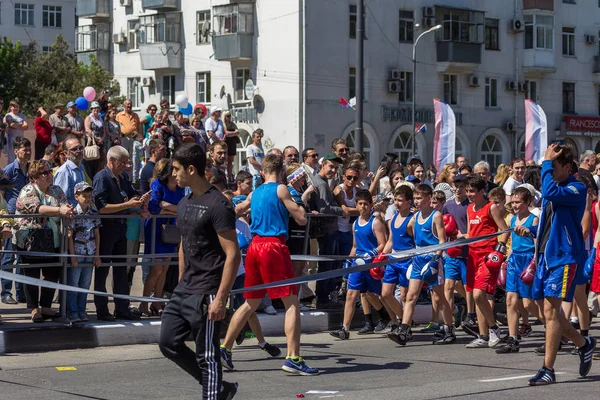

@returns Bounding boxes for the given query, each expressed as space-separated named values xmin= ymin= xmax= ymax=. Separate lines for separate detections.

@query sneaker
xmin=263 ymin=305 xmax=277 ymax=315
xmin=465 ymin=338 xmax=489 ymax=348
xmin=220 ymin=346 xmax=234 ymax=371
xmin=433 ymin=326 xmax=456 ymax=345
xmin=528 ymin=367 xmax=556 ymax=386
xmin=78 ymin=312 xmax=89 ymax=322
xmin=356 ymin=322 xmax=374 ymax=335
xmin=329 ymin=327 xmax=350 ymax=340
xmin=68 ymin=313 xmax=81 ymax=323
xmin=299 ymin=304 xmax=311 ymax=312
xmin=534 ymin=340 xmax=565 ymax=355
xmin=406 ymin=327 xmax=414 ymax=342
xmin=495 ymin=337 xmax=520 ymax=354
xmin=420 ymin=322 xmax=440 ymax=333
xmin=461 ymin=319 xmax=480 ymax=338
xmin=519 ymin=324 xmax=533 ymax=337
xmin=383 ymin=323 xmax=398 ymax=335
xmin=578 ymin=336 xmax=596 ymax=377
xmin=488 ymin=327 xmax=502 ymax=348
xmin=433 ymin=326 xmax=445 ymax=338
xmin=387 ymin=325 xmax=407 ymax=346
xmin=281 ymin=357 xmax=319 ymax=376
xmin=495 ymin=312 xmax=508 ymax=326
xmin=1 ymin=294 xmax=17 ymax=305
xmin=260 ymin=342 xmax=282 ymax=358
xmin=453 ymin=304 xmax=465 ymax=328
xmin=219 ymin=381 xmax=238 ymax=400
xmin=374 ymin=319 xmax=389 ymax=333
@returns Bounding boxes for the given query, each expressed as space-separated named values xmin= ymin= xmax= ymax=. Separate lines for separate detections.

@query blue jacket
xmin=535 ymin=160 xmax=586 ymax=268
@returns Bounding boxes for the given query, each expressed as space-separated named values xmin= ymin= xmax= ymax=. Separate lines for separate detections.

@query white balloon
xmin=175 ymin=94 xmax=188 ymax=108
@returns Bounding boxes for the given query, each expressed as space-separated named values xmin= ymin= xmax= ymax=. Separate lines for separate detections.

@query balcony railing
xmin=213 ymin=33 xmax=253 ymax=61
xmin=76 ymin=0 xmax=110 ymax=18
xmin=436 ymin=41 xmax=481 ymax=64
xmin=523 ymin=0 xmax=554 ymax=10
xmin=594 ymin=57 xmax=600 ymax=74
xmin=75 ymin=25 xmax=110 ymax=53
xmin=142 ymin=0 xmax=178 ymax=10
xmin=140 ymin=43 xmax=182 ymax=70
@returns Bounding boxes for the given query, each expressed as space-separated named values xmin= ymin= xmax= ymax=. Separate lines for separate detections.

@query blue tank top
xmin=414 ymin=210 xmax=439 ymax=248
xmin=391 ymin=212 xmax=414 ymax=251
xmin=510 ymin=213 xmax=535 ymax=253
xmin=354 ymin=215 xmax=378 ymax=255
xmin=250 ymin=182 xmax=289 ymax=238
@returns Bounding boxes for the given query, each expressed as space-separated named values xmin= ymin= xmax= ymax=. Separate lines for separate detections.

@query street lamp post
xmin=411 ymin=24 xmax=442 ymax=157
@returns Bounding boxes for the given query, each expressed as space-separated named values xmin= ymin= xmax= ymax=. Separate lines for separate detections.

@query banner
xmin=525 ymin=99 xmax=547 ymax=163
xmin=433 ymin=98 xmax=456 ymax=175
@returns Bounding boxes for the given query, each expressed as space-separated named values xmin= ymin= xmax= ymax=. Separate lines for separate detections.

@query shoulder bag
xmin=161 ymin=219 xmax=181 ymax=244
xmin=83 ymin=132 xmax=100 ymax=161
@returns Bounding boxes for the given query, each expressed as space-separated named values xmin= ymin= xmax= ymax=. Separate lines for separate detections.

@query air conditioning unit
xmin=506 ymin=80 xmax=517 ymax=91
xmin=142 ymin=77 xmax=155 ymax=87
xmin=389 ymin=69 xmax=401 ymax=80
xmin=422 ymin=7 xmax=435 ymax=18
xmin=112 ymin=32 xmax=127 ymax=44
xmin=388 ymin=81 xmax=402 ymax=93
xmin=510 ymin=19 xmax=524 ymax=32
xmin=505 ymin=122 xmax=515 ymax=132
xmin=520 ymin=81 xmax=529 ymax=92
xmin=423 ymin=17 xmax=436 ymax=28
xmin=120 ymin=0 xmax=132 ymax=6
xmin=468 ymin=75 xmax=480 ymax=87
xmin=585 ymin=34 xmax=597 ymax=45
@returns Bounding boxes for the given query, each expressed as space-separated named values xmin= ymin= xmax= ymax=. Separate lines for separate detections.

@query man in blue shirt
xmin=0 ymin=136 xmax=30 ymax=304
xmin=54 ymin=135 xmax=87 ymax=207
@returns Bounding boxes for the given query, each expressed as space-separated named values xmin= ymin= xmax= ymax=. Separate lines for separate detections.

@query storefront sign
xmin=232 ymin=106 xmax=258 ymax=124
xmin=564 ymin=116 xmax=600 ymax=137
xmin=381 ymin=105 xmax=463 ymax=125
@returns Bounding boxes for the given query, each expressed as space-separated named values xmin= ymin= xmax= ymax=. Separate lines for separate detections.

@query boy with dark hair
xmin=330 ymin=189 xmax=387 ymax=340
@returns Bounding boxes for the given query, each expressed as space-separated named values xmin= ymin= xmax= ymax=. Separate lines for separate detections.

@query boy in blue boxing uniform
xmin=515 ymin=144 xmax=596 ymax=385
xmin=330 ymin=190 xmax=387 ymax=340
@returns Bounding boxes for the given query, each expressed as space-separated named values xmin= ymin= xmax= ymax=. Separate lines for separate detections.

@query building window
xmin=524 ymin=15 xmax=553 ymax=50
xmin=397 ymin=71 xmax=412 ymax=103
xmin=76 ymin=25 xmax=109 ymax=52
xmin=162 ymin=75 xmax=176 ymax=105
xmin=349 ymin=67 xmax=356 ymax=100
xmin=439 ymin=8 xmax=484 ymax=43
xmin=398 ymin=10 xmax=413 ymax=42
xmin=14 ymin=3 xmax=34 ymax=26
xmin=563 ymin=82 xmax=575 ymax=113
xmin=443 ymin=74 xmax=458 ymax=105
xmin=484 ymin=18 xmax=499 ymax=50
xmin=346 ymin=129 xmax=371 ymax=169
xmin=197 ymin=72 xmax=211 ymax=104
xmin=485 ymin=78 xmax=498 ymax=108
xmin=349 ymin=4 xmax=366 ymax=39
xmin=41 ymin=46 xmax=51 ymax=54
xmin=0 ymin=2 xmax=3 ymax=24
xmin=127 ymin=77 xmax=141 ymax=109
xmin=235 ymin=68 xmax=251 ymax=101
xmin=480 ymin=134 xmax=503 ymax=171
xmin=138 ymin=13 xmax=181 ymax=44
xmin=526 ymin=80 xmax=538 ymax=102
xmin=393 ymin=131 xmax=418 ymax=164
xmin=42 ymin=5 xmax=61 ymax=28
xmin=213 ymin=3 xmax=253 ymax=35
xmin=563 ymin=0 xmax=576 ymax=3
xmin=196 ymin=10 xmax=211 ymax=45
xmin=128 ymin=20 xmax=139 ymax=51
xmin=562 ymin=27 xmax=575 ymax=56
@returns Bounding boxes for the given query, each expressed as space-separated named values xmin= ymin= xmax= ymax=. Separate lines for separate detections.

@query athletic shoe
xmin=495 ymin=312 xmax=508 ymax=326
xmin=78 ymin=312 xmax=89 ymax=322
xmin=329 ymin=327 xmax=350 ymax=340
xmin=433 ymin=326 xmax=456 ymax=345
xmin=420 ymin=322 xmax=439 ymax=333
xmin=453 ymin=304 xmax=465 ymax=328
xmin=282 ymin=357 xmax=319 ymax=376
xmin=535 ymin=338 xmax=567 ymax=355
xmin=461 ymin=319 xmax=480 ymax=338
xmin=488 ymin=327 xmax=502 ymax=348
xmin=263 ymin=305 xmax=278 ymax=315
xmin=406 ymin=328 xmax=414 ymax=342
xmin=357 ymin=322 xmax=374 ymax=335
xmin=500 ymin=332 xmax=522 ymax=343
xmin=578 ymin=336 xmax=596 ymax=377
xmin=495 ymin=337 xmax=519 ymax=354
xmin=374 ymin=319 xmax=389 ymax=333
xmin=219 ymin=381 xmax=238 ymax=400
xmin=382 ymin=323 xmax=398 ymax=335
xmin=528 ymin=367 xmax=556 ymax=386
xmin=220 ymin=346 xmax=234 ymax=370
xmin=519 ymin=324 xmax=533 ymax=337
xmin=260 ymin=342 xmax=282 ymax=358
xmin=465 ymin=338 xmax=489 ymax=348
xmin=387 ymin=326 xmax=407 ymax=346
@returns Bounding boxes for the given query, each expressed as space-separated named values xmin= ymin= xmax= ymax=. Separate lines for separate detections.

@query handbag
xmin=23 ymin=227 xmax=56 ymax=262
xmin=83 ymin=133 xmax=100 ymax=161
xmin=161 ymin=223 xmax=181 ymax=244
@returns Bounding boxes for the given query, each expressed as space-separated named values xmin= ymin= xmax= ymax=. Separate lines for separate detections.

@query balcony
xmin=523 ymin=49 xmax=556 ymax=75
xmin=213 ymin=34 xmax=253 ymax=61
xmin=75 ymin=24 xmax=110 ymax=71
xmin=76 ymin=0 xmax=110 ymax=19
xmin=212 ymin=3 xmax=254 ymax=61
xmin=523 ymin=0 xmax=554 ymax=11
xmin=138 ymin=13 xmax=182 ymax=70
xmin=139 ymin=43 xmax=182 ymax=70
xmin=436 ymin=42 xmax=481 ymax=72
xmin=434 ymin=7 xmax=483 ymax=72
xmin=141 ymin=0 xmax=178 ymax=10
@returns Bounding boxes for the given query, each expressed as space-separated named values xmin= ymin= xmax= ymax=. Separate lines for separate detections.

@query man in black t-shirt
xmin=159 ymin=143 xmax=240 ymax=400
xmin=140 ymin=138 xmax=165 ymax=193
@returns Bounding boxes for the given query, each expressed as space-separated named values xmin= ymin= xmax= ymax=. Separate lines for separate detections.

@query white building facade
xmin=77 ymin=0 xmax=600 ymax=171
xmin=0 ymin=0 xmax=76 ymax=52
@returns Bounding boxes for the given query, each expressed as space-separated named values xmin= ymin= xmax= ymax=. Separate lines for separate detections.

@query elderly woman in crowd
xmin=139 ymin=159 xmax=185 ymax=316
xmin=14 ymin=160 xmax=73 ymax=322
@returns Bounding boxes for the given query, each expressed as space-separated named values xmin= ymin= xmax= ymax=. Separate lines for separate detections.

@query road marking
xmin=479 ymin=372 xmax=565 ymax=382
xmin=306 ymin=391 xmax=339 ymax=394
xmin=56 ymin=366 xmax=77 ymax=371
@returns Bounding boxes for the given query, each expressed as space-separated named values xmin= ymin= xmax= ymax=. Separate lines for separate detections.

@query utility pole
xmin=355 ymin=0 xmax=364 ymax=152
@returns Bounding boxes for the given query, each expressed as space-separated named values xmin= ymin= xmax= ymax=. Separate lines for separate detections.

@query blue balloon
xmin=178 ymin=102 xmax=193 ymax=115
xmin=75 ymin=96 xmax=89 ymax=111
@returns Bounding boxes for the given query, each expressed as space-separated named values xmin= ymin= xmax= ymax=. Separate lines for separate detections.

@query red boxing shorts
xmin=244 ymin=235 xmax=298 ymax=300
xmin=466 ymin=246 xmax=497 ymax=294
xmin=592 ymin=249 xmax=600 ymax=293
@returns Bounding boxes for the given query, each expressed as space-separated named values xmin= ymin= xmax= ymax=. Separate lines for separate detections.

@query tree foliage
xmin=0 ymin=35 xmax=122 ymax=116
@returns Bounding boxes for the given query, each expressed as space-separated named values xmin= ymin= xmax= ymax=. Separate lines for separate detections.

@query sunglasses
xmin=286 ymin=154 xmax=299 ymax=158
xmin=309 ymin=154 xmax=319 ymax=159
xmin=69 ymin=146 xmax=84 ymax=152
xmin=40 ymin=170 xmax=51 ymax=177
xmin=345 ymin=175 xmax=359 ymax=181
xmin=338 ymin=148 xmax=349 ymax=153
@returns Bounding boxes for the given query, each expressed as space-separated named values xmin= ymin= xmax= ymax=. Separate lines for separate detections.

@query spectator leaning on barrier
xmin=93 ymin=145 xmax=150 ymax=321
xmin=54 ymin=135 xmax=87 ymax=208
xmin=14 ymin=160 xmax=73 ymax=322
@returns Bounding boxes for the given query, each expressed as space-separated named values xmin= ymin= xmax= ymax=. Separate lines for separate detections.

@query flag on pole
xmin=339 ymin=97 xmax=356 ymax=109
xmin=433 ymin=98 xmax=456 ymax=175
xmin=524 ymin=99 xmax=547 ymax=163
xmin=415 ymin=124 xmax=427 ymax=134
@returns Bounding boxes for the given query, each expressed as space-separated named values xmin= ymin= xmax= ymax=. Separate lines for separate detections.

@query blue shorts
xmin=532 ymin=253 xmax=577 ymax=302
xmin=348 ymin=270 xmax=382 ymax=295
xmin=574 ymin=248 xmax=594 ymax=285
xmin=383 ymin=258 xmax=410 ymax=288
xmin=505 ymin=252 xmax=534 ymax=299
xmin=411 ymin=254 xmax=442 ymax=287
xmin=444 ymin=257 xmax=466 ymax=283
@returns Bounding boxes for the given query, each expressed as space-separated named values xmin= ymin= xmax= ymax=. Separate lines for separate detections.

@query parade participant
xmin=513 ymin=143 xmax=596 ymax=385
xmin=219 ymin=154 xmax=318 ymax=376
xmin=388 ymin=184 xmax=456 ymax=345
xmin=495 ymin=187 xmax=538 ymax=354
xmin=159 ymin=143 xmax=240 ymax=399
xmin=330 ymin=189 xmax=387 ymax=340
xmin=463 ymin=175 xmax=509 ymax=348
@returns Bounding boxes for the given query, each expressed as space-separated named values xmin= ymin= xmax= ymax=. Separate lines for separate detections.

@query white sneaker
xmin=489 ymin=327 xmax=501 ymax=348
xmin=263 ymin=305 xmax=278 ymax=315
xmin=465 ymin=338 xmax=489 ymax=348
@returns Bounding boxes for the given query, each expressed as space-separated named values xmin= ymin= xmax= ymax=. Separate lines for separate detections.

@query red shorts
xmin=592 ymin=251 xmax=600 ymax=293
xmin=467 ymin=246 xmax=499 ymax=294
xmin=244 ymin=236 xmax=298 ymax=300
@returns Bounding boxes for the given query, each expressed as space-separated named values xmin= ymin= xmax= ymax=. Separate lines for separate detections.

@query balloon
xmin=83 ymin=87 xmax=96 ymax=102
xmin=75 ymin=97 xmax=89 ymax=111
xmin=175 ymin=94 xmax=188 ymax=108
xmin=178 ymin=103 xmax=193 ymax=115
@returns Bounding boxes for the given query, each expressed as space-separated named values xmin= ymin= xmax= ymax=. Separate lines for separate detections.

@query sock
xmin=490 ymin=324 xmax=499 ymax=331
xmin=365 ymin=313 xmax=374 ymax=325
xmin=542 ymin=365 xmax=554 ymax=372
xmin=510 ymin=335 xmax=518 ymax=341
xmin=342 ymin=324 xmax=350 ymax=331
xmin=258 ymin=341 xmax=267 ymax=348
xmin=291 ymin=356 xmax=301 ymax=362
xmin=220 ymin=345 xmax=232 ymax=354
xmin=581 ymin=329 xmax=589 ymax=337
xmin=570 ymin=316 xmax=579 ymax=323
xmin=480 ymin=335 xmax=489 ymax=341
xmin=400 ymin=323 xmax=409 ymax=330
xmin=467 ymin=312 xmax=476 ymax=319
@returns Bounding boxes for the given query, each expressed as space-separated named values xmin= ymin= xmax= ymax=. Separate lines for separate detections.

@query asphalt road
xmin=0 ymin=325 xmax=598 ymax=400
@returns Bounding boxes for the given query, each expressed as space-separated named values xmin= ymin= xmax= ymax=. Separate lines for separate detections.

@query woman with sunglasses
xmin=14 ymin=160 xmax=73 ymax=322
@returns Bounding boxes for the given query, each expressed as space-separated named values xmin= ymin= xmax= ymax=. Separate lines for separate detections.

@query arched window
xmin=235 ymin=129 xmax=251 ymax=173
xmin=345 ymin=130 xmax=371 ymax=168
xmin=392 ymin=131 xmax=418 ymax=165
xmin=480 ymin=134 xmax=504 ymax=171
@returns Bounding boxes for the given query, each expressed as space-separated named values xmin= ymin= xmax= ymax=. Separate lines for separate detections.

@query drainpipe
xmin=299 ymin=0 xmax=306 ymax=149
xmin=514 ymin=0 xmax=519 ymax=158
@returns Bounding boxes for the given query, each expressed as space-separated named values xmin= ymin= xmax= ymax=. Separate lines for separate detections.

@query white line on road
xmin=306 ymin=391 xmax=340 ymax=394
xmin=479 ymin=372 xmax=566 ymax=382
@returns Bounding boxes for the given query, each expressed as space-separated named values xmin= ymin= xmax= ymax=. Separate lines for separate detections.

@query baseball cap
xmin=66 ymin=101 xmax=76 ymax=108
xmin=210 ymin=106 xmax=223 ymax=115
xmin=54 ymin=103 xmax=65 ymax=109
xmin=74 ymin=181 xmax=92 ymax=194
xmin=454 ymin=174 xmax=468 ymax=183
xmin=321 ymin=152 xmax=343 ymax=164
xmin=407 ymin=154 xmax=422 ymax=165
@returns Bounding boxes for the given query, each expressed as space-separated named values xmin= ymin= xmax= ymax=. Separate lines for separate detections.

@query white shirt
xmin=503 ymin=176 xmax=524 ymax=196
xmin=205 ymin=118 xmax=224 ymax=143
xmin=246 ymin=144 xmax=264 ymax=176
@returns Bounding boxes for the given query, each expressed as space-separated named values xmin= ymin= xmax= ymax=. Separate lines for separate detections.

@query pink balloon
xmin=83 ymin=87 xmax=96 ymax=102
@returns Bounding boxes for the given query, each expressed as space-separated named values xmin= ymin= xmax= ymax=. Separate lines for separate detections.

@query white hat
xmin=210 ymin=106 xmax=222 ymax=115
